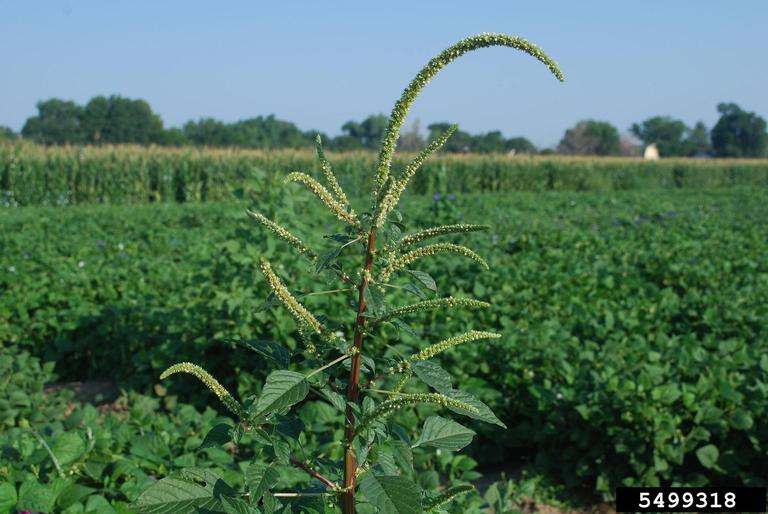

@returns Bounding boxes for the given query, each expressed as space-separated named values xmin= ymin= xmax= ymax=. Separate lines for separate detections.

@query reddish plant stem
xmin=341 ymin=227 xmax=378 ymax=514
xmin=289 ymin=456 xmax=338 ymax=490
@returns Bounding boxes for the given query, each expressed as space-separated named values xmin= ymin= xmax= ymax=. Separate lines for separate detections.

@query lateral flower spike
xmin=411 ymin=331 xmax=502 ymax=362
xmin=357 ymin=393 xmax=478 ymax=432
xmin=374 ymin=125 xmax=457 ymax=227
xmin=374 ymin=32 xmax=565 ymax=194
xmin=246 ymin=209 xmax=316 ymax=259
xmin=315 ymin=135 xmax=349 ymax=206
xmin=380 ymin=243 xmax=488 ymax=282
xmin=259 ymin=258 xmax=326 ymax=335
xmin=378 ymin=297 xmax=491 ymax=323
xmin=424 ymin=485 xmax=476 ymax=512
xmin=160 ymin=362 xmax=243 ymax=417
xmin=396 ymin=224 xmax=491 ymax=249
xmin=285 ymin=172 xmax=360 ymax=227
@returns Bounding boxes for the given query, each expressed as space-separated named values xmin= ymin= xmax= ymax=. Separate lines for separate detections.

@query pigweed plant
xmin=135 ymin=33 xmax=563 ymax=514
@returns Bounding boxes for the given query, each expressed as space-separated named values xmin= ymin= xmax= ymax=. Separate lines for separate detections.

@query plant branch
xmin=289 ymin=456 xmax=339 ymax=491
xmin=306 ymin=353 xmax=350 ymax=378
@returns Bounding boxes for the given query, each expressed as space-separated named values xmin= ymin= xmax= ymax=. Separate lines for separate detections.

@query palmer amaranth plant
xmin=134 ymin=33 xmax=563 ymax=514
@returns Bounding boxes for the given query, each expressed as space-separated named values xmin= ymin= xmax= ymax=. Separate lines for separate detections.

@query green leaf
xmin=319 ymin=386 xmax=346 ymax=412
xmin=133 ymin=469 xmax=230 ymax=514
xmin=390 ymin=440 xmax=414 ymax=474
xmin=316 ymin=246 xmax=342 ymax=273
xmin=57 ymin=483 xmax=96 ymax=509
xmin=236 ymin=340 xmax=291 ymax=368
xmin=222 ymin=495 xmax=260 ymax=514
xmin=403 ymin=282 xmax=427 ymax=300
xmin=414 ymin=416 xmax=476 ymax=451
xmin=696 ymin=444 xmax=719 ymax=469
xmin=364 ymin=286 xmax=387 ymax=318
xmin=246 ymin=462 xmax=279 ymax=502
xmin=253 ymin=371 xmax=309 ymax=417
xmin=359 ymin=474 xmax=422 ymax=514
xmin=730 ymin=410 xmax=754 ymax=430
xmin=53 ymin=431 xmax=86 ymax=465
xmin=0 ymin=482 xmax=17 ymax=514
xmin=443 ymin=389 xmax=506 ymax=428
xmin=17 ymin=480 xmax=56 ymax=513
xmin=411 ymin=361 xmax=452 ymax=393
xmin=407 ymin=270 xmax=437 ymax=292
xmin=199 ymin=423 xmax=233 ymax=449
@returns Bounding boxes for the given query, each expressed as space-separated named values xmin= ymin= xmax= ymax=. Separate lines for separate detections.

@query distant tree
xmin=328 ymin=135 xmax=363 ymax=152
xmin=183 ymin=118 xmax=231 ymax=146
xmin=340 ymin=114 xmax=389 ymax=149
xmin=619 ymin=134 xmax=642 ymax=157
xmin=81 ymin=95 xmax=164 ymax=144
xmin=0 ymin=126 xmax=15 ymax=141
xmin=630 ymin=116 xmax=690 ymax=157
xmin=711 ymin=103 xmax=767 ymax=157
xmin=558 ymin=120 xmax=620 ymax=155
xmin=158 ymin=127 xmax=188 ymax=146
xmin=505 ymin=136 xmax=536 ymax=154
xmin=22 ymin=99 xmax=84 ymax=144
xmin=685 ymin=121 xmax=711 ymax=156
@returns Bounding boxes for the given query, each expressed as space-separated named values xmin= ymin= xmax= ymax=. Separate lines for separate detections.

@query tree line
xmin=1 ymin=95 xmax=766 ymax=157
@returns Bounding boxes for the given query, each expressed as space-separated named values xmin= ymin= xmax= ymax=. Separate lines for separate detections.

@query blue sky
xmin=2 ymin=1 xmax=767 ymax=148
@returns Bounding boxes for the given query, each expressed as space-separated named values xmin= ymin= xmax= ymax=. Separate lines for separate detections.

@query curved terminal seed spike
xmin=315 ymin=135 xmax=350 ymax=206
xmin=246 ymin=209 xmax=316 ymax=260
xmin=374 ymin=33 xmax=564 ymax=196
xmin=160 ymin=362 xmax=243 ymax=417
xmin=374 ymin=125 xmax=458 ymax=227
xmin=380 ymin=243 xmax=488 ymax=282
xmin=285 ymin=172 xmax=360 ymax=227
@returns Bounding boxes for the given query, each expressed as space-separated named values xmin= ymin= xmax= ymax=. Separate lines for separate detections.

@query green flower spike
xmin=424 ymin=485 xmax=476 ymax=511
xmin=246 ymin=209 xmax=316 ymax=259
xmin=285 ymin=172 xmax=359 ymax=227
xmin=379 ymin=243 xmax=488 ymax=282
xmin=315 ymin=135 xmax=350 ymax=206
xmin=259 ymin=258 xmax=326 ymax=335
xmin=378 ymin=297 xmax=491 ymax=323
xmin=396 ymin=223 xmax=491 ymax=249
xmin=160 ymin=362 xmax=243 ymax=417
xmin=358 ymin=393 xmax=478 ymax=432
xmin=411 ymin=330 xmax=501 ymax=361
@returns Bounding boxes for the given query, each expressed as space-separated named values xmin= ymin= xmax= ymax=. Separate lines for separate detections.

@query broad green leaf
xmin=443 ymin=389 xmax=506 ymax=428
xmin=407 ymin=270 xmax=437 ymax=292
xmin=133 ymin=468 xmax=233 ymax=514
xmin=403 ymin=282 xmax=427 ymax=299
xmin=199 ymin=423 xmax=233 ymax=449
xmin=0 ymin=482 xmax=17 ymax=514
xmin=53 ymin=431 xmax=86 ymax=465
xmin=390 ymin=440 xmax=414 ymax=474
xmin=253 ymin=371 xmax=308 ymax=417
xmin=411 ymin=361 xmax=452 ymax=393
xmin=246 ymin=462 xmax=280 ymax=502
xmin=57 ymin=483 xmax=96 ymax=509
xmin=696 ymin=444 xmax=719 ymax=469
xmin=236 ymin=340 xmax=291 ymax=368
xmin=364 ymin=286 xmax=387 ymax=318
xmin=414 ymin=416 xmax=476 ymax=451
xmin=319 ymin=386 xmax=346 ymax=412
xmin=729 ymin=410 xmax=754 ymax=430
xmin=17 ymin=480 xmax=56 ymax=513
xmin=222 ymin=495 xmax=261 ymax=514
xmin=315 ymin=246 xmax=342 ymax=273
xmin=359 ymin=474 xmax=421 ymax=514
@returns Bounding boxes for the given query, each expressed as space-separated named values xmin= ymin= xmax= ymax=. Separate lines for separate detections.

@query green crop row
xmin=1 ymin=188 xmax=767 ymax=501
xmin=2 ymin=142 xmax=767 ymax=206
